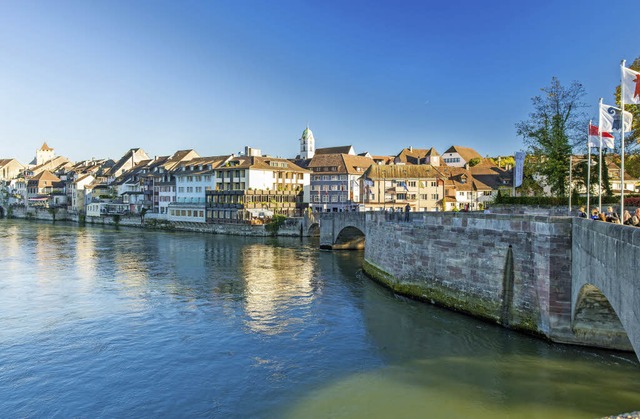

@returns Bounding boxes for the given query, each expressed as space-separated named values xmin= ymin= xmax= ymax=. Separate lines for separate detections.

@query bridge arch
xmin=307 ymin=222 xmax=320 ymax=237
xmin=0 ymin=205 xmax=4 ymax=218
xmin=319 ymin=212 xmax=368 ymax=250
xmin=572 ymin=283 xmax=632 ymax=351
xmin=572 ymin=218 xmax=640 ymax=360
xmin=333 ymin=226 xmax=365 ymax=250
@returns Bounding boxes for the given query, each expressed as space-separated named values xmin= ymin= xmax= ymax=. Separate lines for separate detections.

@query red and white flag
xmin=622 ymin=66 xmax=640 ymax=105
xmin=588 ymin=124 xmax=615 ymax=149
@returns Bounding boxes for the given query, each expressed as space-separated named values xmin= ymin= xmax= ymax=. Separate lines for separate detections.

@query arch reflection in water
xmin=241 ymin=243 xmax=315 ymax=335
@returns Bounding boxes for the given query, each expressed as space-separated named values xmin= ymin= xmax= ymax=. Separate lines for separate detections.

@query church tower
xmin=299 ymin=126 xmax=315 ymax=159
xmin=36 ymin=142 xmax=55 ymax=166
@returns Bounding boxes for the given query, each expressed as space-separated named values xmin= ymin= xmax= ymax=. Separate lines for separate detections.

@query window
xmin=331 ymin=195 xmax=338 ymax=202
xmin=408 ymin=181 xmax=416 ymax=187
xmin=421 ymin=194 xmax=428 ymax=200
xmin=195 ymin=186 xmax=202 ymax=193
xmin=331 ymin=185 xmax=338 ymax=191
xmin=431 ymin=181 xmax=437 ymax=187
xmin=331 ymin=175 xmax=338 ymax=181
xmin=483 ymin=191 xmax=492 ymax=196
xmin=431 ymin=194 xmax=438 ymax=200
xmin=322 ymin=195 xmax=329 ymax=203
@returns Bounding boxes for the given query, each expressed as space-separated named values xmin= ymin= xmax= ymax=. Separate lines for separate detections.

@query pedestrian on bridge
xmin=405 ymin=203 xmax=410 ymax=222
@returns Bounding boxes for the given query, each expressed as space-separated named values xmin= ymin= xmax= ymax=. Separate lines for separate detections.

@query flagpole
xmin=620 ymin=60 xmax=626 ymax=218
xmin=598 ymin=98 xmax=603 ymax=213
xmin=587 ymin=121 xmax=591 ymax=217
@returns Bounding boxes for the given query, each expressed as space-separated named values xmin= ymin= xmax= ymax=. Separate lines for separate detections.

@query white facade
xmin=86 ymin=202 xmax=129 ymax=217
xmin=175 ymin=171 xmax=215 ymax=203
xmin=442 ymin=150 xmax=466 ymax=167
xmin=167 ymin=203 xmax=206 ymax=223
xmin=71 ymin=175 xmax=95 ymax=212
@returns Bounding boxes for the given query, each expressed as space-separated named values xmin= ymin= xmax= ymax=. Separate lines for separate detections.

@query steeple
xmin=300 ymin=125 xmax=315 ymax=159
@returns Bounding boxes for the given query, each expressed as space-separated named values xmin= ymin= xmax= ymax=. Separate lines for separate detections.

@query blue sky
xmin=1 ymin=0 xmax=639 ymax=164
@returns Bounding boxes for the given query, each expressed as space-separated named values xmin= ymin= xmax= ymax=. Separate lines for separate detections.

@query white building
xmin=442 ymin=145 xmax=482 ymax=168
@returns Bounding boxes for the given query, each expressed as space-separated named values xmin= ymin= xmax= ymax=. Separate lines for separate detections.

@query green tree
xmin=468 ymin=157 xmax=481 ymax=167
xmin=517 ymin=155 xmax=544 ymax=196
xmin=516 ymin=77 xmax=587 ymax=196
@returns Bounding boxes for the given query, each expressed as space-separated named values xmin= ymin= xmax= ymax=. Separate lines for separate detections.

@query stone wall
xmin=10 ymin=207 xmax=312 ymax=238
xmin=9 ymin=206 xmax=71 ymax=222
xmin=363 ymin=212 xmax=576 ymax=343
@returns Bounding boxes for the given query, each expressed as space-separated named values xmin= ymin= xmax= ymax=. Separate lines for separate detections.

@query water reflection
xmin=241 ymin=243 xmax=315 ymax=335
xmin=1 ymin=219 xmax=639 ymax=418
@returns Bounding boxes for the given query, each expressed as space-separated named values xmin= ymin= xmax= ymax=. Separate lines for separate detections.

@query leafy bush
xmin=265 ymin=215 xmax=287 ymax=236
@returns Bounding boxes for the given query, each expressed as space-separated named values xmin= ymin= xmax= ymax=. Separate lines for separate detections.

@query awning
xmin=246 ymin=208 xmax=274 ymax=218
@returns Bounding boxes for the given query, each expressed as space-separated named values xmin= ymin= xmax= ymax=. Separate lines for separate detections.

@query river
xmin=0 ymin=219 xmax=638 ymax=418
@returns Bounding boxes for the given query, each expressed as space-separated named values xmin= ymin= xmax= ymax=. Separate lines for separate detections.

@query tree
xmin=614 ymin=56 xmax=640 ymax=153
xmin=516 ymin=77 xmax=587 ymax=196
xmin=468 ymin=157 xmax=481 ymax=167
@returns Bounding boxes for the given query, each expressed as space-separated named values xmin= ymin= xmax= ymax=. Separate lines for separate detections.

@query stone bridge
xmin=319 ymin=211 xmax=640 ymax=361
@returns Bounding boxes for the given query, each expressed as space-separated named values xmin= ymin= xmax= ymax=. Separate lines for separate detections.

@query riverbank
xmin=4 ymin=206 xmax=317 ymax=237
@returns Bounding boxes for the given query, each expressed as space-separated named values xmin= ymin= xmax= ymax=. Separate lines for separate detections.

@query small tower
xmin=36 ymin=142 xmax=55 ymax=166
xmin=299 ymin=126 xmax=315 ymax=159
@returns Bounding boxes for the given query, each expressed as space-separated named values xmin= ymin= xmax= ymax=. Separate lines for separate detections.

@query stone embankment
xmin=6 ymin=206 xmax=315 ymax=237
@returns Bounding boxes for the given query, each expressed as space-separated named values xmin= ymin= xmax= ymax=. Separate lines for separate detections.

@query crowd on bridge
xmin=578 ymin=206 xmax=640 ymax=226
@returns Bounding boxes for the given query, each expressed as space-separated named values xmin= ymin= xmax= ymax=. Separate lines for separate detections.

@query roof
xmin=307 ymin=153 xmax=374 ymax=175
xmin=175 ymin=155 xmax=232 ymax=175
xmin=469 ymin=163 xmax=512 ymax=189
xmin=370 ymin=155 xmax=394 ymax=165
xmin=29 ymin=170 xmax=61 ymax=183
xmin=40 ymin=142 xmax=54 ymax=151
xmin=315 ymin=146 xmax=355 ymax=155
xmin=364 ymin=164 xmax=443 ymax=180
xmin=444 ymin=145 xmax=482 ymax=162
xmin=439 ymin=166 xmax=493 ymax=191
xmin=0 ymin=158 xmax=24 ymax=168
xmin=202 ymin=155 xmax=310 ymax=174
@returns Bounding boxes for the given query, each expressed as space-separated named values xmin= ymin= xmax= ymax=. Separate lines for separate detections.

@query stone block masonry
xmin=363 ymin=212 xmax=578 ymax=344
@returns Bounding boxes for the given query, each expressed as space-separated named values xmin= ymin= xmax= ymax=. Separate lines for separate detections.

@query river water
xmin=0 ymin=219 xmax=638 ymax=418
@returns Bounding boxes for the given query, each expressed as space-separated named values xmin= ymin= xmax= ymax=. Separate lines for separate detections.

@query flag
xmin=588 ymin=124 xmax=615 ymax=149
xmin=622 ymin=66 xmax=640 ymax=105
xmin=599 ymin=102 xmax=633 ymax=133
xmin=398 ymin=181 xmax=409 ymax=191
xmin=514 ymin=152 xmax=525 ymax=188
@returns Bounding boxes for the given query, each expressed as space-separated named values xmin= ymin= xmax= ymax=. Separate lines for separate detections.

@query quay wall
xmin=7 ymin=206 xmax=310 ymax=237
xmin=363 ymin=212 xmax=576 ymax=343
